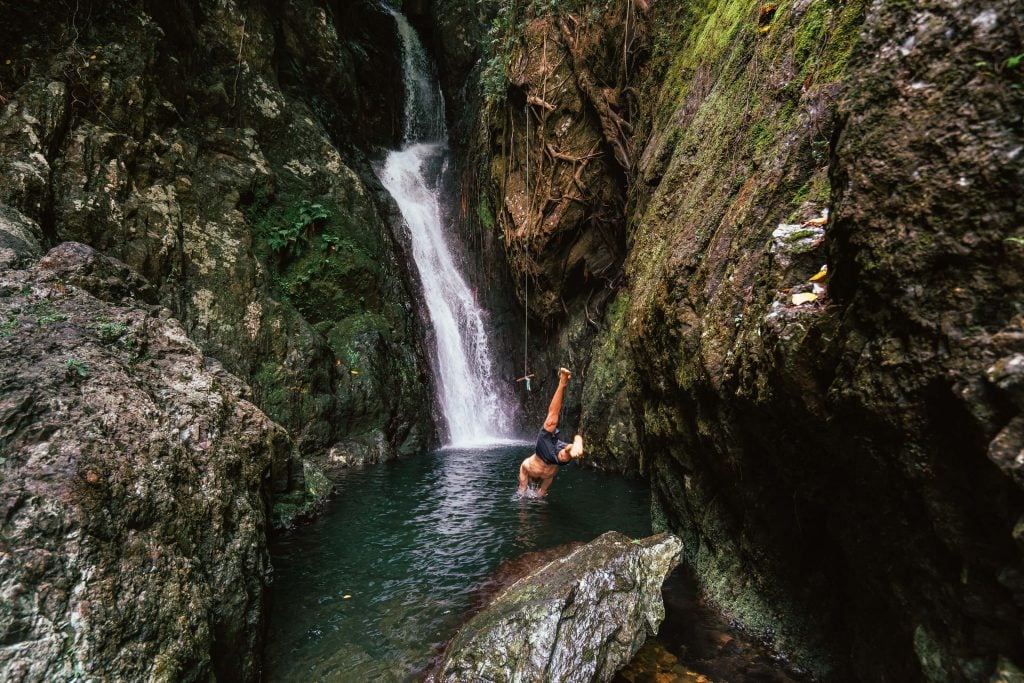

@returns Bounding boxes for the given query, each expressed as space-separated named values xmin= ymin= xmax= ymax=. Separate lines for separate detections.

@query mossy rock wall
xmin=443 ymin=0 xmax=1024 ymax=679
xmin=0 ymin=0 xmax=436 ymax=515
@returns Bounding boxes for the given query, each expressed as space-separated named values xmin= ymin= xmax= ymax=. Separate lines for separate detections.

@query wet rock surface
xmin=614 ymin=564 xmax=808 ymax=683
xmin=447 ymin=0 xmax=1024 ymax=679
xmin=0 ymin=243 xmax=287 ymax=681
xmin=429 ymin=531 xmax=682 ymax=683
xmin=0 ymin=0 xmax=435 ymax=522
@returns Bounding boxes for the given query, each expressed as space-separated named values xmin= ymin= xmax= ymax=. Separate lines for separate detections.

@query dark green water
xmin=264 ymin=444 xmax=651 ymax=681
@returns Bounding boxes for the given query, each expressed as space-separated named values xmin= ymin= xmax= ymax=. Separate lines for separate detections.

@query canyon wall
xmin=437 ymin=0 xmax=1024 ymax=679
xmin=0 ymin=0 xmax=437 ymax=525
xmin=1 ymin=0 xmax=439 ymax=677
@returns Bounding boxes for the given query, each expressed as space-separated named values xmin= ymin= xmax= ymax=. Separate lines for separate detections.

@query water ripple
xmin=264 ymin=446 xmax=650 ymax=682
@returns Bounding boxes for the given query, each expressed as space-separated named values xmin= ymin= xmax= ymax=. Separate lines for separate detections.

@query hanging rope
xmin=523 ymin=270 xmax=530 ymax=392
xmin=517 ymin=104 xmax=534 ymax=392
xmin=525 ymin=103 xmax=529 ymax=387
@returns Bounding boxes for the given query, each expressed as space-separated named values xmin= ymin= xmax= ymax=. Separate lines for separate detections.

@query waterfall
xmin=377 ymin=10 xmax=514 ymax=447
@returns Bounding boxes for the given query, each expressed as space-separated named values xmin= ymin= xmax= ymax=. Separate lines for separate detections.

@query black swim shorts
xmin=536 ymin=426 xmax=570 ymax=466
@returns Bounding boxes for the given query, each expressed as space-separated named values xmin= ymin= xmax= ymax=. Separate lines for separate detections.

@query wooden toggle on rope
xmin=515 ymin=373 xmax=535 ymax=391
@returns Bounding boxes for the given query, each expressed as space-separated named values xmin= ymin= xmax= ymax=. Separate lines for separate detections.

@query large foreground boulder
xmin=0 ymin=243 xmax=288 ymax=681
xmin=431 ymin=531 xmax=683 ymax=683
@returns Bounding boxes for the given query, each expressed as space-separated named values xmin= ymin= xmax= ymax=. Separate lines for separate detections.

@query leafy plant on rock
xmin=63 ymin=357 xmax=89 ymax=383
xmin=320 ymin=233 xmax=341 ymax=251
xmin=0 ymin=315 xmax=17 ymax=337
xmin=266 ymin=200 xmax=331 ymax=256
xmin=97 ymin=321 xmax=129 ymax=344
xmin=32 ymin=300 xmax=67 ymax=325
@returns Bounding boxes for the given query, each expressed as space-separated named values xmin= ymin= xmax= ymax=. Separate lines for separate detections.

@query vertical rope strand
xmin=524 ymin=104 xmax=530 ymax=384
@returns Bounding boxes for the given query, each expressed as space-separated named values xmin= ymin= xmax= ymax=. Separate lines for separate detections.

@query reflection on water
xmin=264 ymin=445 xmax=651 ymax=681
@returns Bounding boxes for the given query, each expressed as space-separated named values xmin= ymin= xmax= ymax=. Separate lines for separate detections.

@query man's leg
xmin=543 ymin=367 xmax=571 ymax=432
xmin=538 ymin=474 xmax=556 ymax=497
xmin=570 ymin=434 xmax=584 ymax=458
xmin=518 ymin=459 xmax=529 ymax=494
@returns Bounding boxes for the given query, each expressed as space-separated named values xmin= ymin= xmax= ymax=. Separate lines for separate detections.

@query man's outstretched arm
xmin=556 ymin=435 xmax=585 ymax=463
xmin=570 ymin=434 xmax=583 ymax=458
xmin=543 ymin=367 xmax=571 ymax=432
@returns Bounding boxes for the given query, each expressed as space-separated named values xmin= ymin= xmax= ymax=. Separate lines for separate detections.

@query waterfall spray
xmin=377 ymin=10 xmax=514 ymax=446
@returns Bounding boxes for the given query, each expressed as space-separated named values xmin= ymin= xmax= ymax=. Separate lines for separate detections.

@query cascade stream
xmin=377 ymin=10 xmax=514 ymax=447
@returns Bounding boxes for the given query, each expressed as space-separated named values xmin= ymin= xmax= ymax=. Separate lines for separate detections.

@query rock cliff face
xmin=0 ymin=233 xmax=287 ymax=681
xmin=429 ymin=531 xmax=682 ymax=683
xmin=0 ymin=0 xmax=435 ymax=524
xmin=437 ymin=0 xmax=1024 ymax=679
xmin=0 ymin=1 xmax=445 ymax=676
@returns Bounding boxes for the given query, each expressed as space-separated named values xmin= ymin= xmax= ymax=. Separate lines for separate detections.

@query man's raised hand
xmin=559 ymin=367 xmax=571 ymax=384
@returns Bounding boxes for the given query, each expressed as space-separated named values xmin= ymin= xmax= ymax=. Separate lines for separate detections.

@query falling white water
xmin=378 ymin=10 xmax=514 ymax=446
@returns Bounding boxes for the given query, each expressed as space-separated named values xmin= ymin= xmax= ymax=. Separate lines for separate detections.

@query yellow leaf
xmin=349 ymin=370 xmax=359 ymax=375
xmin=343 ymin=594 xmax=352 ymax=599
xmin=791 ymin=292 xmax=818 ymax=305
xmin=808 ymin=265 xmax=828 ymax=282
xmin=89 ymin=55 xmax=97 ymax=60
xmin=802 ymin=215 xmax=828 ymax=227
xmin=4 ymin=60 xmax=10 ymax=65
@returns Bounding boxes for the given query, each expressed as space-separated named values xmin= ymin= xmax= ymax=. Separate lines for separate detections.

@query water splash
xmin=378 ymin=11 xmax=513 ymax=446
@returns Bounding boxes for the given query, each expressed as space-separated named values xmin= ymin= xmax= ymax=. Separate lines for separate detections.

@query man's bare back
xmin=518 ymin=368 xmax=584 ymax=497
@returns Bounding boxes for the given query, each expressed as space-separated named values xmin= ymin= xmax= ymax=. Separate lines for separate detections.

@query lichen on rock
xmin=0 ymin=0 xmax=436 ymax=524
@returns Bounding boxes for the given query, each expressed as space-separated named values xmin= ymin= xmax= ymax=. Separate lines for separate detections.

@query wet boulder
xmin=0 ymin=245 xmax=288 ymax=681
xmin=431 ymin=531 xmax=683 ymax=683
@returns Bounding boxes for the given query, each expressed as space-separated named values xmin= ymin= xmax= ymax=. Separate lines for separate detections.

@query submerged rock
xmin=430 ymin=531 xmax=682 ymax=683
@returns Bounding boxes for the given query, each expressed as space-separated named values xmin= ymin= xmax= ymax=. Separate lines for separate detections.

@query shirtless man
xmin=518 ymin=367 xmax=584 ymax=497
